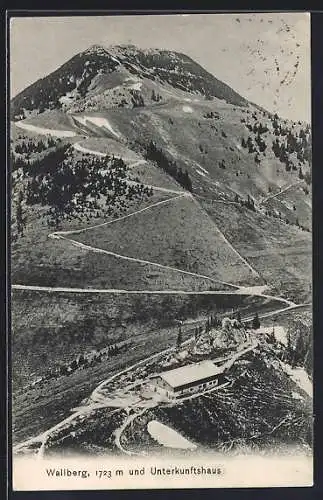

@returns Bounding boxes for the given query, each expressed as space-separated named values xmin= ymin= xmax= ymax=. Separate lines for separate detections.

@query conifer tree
xmin=176 ymin=326 xmax=183 ymax=349
xmin=252 ymin=313 xmax=260 ymax=330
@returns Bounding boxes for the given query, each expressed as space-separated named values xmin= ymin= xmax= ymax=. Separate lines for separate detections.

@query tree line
xmin=144 ymin=140 xmax=193 ymax=191
xmin=241 ymin=112 xmax=311 ymax=180
xmin=14 ymin=136 xmax=59 ymax=155
xmin=12 ymin=145 xmax=153 ymax=232
xmin=24 ymin=338 xmax=132 ymax=392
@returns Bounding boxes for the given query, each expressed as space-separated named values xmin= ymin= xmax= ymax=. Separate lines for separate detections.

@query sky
xmin=10 ymin=13 xmax=311 ymax=122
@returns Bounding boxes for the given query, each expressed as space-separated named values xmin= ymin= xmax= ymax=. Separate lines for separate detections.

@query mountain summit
xmin=11 ymin=44 xmax=248 ymax=118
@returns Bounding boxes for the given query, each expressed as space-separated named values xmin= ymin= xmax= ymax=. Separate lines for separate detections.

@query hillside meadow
xmin=72 ymin=195 xmax=262 ymax=287
xmin=199 ymin=198 xmax=311 ymax=303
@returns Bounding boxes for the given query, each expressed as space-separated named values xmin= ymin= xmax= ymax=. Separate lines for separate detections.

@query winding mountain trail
xmin=114 ymin=407 xmax=149 ymax=456
xmin=13 ymin=187 xmax=296 ymax=306
xmin=44 ymin=188 xmax=237 ymax=290
xmin=48 ymin=194 xmax=187 ymax=236
xmin=12 ymin=142 xmax=299 ymax=305
xmin=12 ymin=284 xmax=240 ymax=295
xmin=13 ymin=137 xmax=294 ymax=303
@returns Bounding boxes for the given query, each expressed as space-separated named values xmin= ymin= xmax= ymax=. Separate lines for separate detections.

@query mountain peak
xmin=83 ymin=44 xmax=109 ymax=55
xmin=11 ymin=43 xmax=250 ymax=118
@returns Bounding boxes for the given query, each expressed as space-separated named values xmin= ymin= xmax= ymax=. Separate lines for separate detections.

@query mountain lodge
xmin=151 ymin=360 xmax=225 ymax=399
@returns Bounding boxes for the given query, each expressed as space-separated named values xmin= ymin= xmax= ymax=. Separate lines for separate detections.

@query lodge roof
xmin=159 ymin=360 xmax=224 ymax=389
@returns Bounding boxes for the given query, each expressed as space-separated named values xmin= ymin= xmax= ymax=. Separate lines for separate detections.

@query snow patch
xmin=259 ymin=326 xmax=288 ymax=346
xmin=147 ymin=420 xmax=197 ymax=450
xmin=15 ymin=120 xmax=77 ymax=138
xmin=128 ymin=82 xmax=142 ymax=91
xmin=280 ymin=362 xmax=312 ymax=397
xmin=73 ymin=143 xmax=107 ymax=157
xmin=182 ymin=105 xmax=193 ymax=113
xmin=73 ymin=115 xmax=121 ymax=138
xmin=196 ymin=169 xmax=206 ymax=177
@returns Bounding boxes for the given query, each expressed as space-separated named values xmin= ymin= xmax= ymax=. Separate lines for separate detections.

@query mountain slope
xmin=11 ymin=45 xmax=312 ymax=446
xmin=11 ymin=44 xmax=312 ymax=299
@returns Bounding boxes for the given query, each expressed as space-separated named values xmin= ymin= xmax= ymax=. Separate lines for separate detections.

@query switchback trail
xmin=48 ymin=194 xmax=187 ymax=236
xmin=12 ymin=154 xmax=298 ymax=305
xmin=13 ymin=186 xmax=296 ymax=306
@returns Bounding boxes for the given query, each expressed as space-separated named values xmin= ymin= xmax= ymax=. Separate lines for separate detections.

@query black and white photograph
xmin=9 ymin=12 xmax=313 ymax=490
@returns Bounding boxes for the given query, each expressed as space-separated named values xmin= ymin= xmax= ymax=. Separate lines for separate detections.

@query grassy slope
xmin=71 ymin=195 xmax=262 ymax=287
xmin=12 ymin=188 xmax=226 ymax=292
xmin=106 ymin=100 xmax=308 ymax=200
xmin=14 ymin=242 xmax=231 ymax=292
xmin=18 ymin=109 xmax=77 ymax=131
xmin=12 ymin=192 xmax=174 ymax=286
xmin=263 ymin=184 xmax=312 ymax=230
xmin=199 ymin=198 xmax=311 ymax=303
